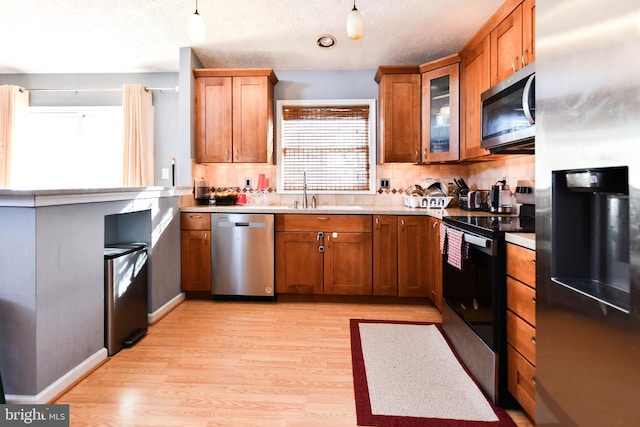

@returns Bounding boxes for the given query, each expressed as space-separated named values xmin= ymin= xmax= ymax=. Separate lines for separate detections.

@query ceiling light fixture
xmin=346 ymin=0 xmax=363 ymax=40
xmin=188 ymin=0 xmax=206 ymax=44
xmin=317 ymin=34 xmax=337 ymax=48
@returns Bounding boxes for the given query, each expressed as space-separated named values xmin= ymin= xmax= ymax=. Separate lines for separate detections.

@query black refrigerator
xmin=536 ymin=1 xmax=640 ymax=426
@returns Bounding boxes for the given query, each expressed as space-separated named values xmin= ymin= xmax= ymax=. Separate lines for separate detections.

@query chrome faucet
xmin=302 ymin=171 xmax=308 ymax=209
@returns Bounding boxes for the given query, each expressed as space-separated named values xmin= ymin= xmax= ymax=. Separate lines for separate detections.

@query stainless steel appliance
xmin=481 ymin=62 xmax=535 ymax=154
xmin=442 ymin=214 xmax=535 ymax=406
xmin=104 ymin=243 xmax=148 ymax=356
xmin=537 ymin=1 xmax=640 ymax=425
xmin=489 ymin=179 xmax=513 ymax=214
xmin=460 ymin=190 xmax=490 ymax=211
xmin=211 ymin=213 xmax=275 ymax=300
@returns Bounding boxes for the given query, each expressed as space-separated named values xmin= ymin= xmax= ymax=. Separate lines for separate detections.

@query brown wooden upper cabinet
xmin=460 ymin=35 xmax=491 ymax=160
xmin=458 ymin=0 xmax=535 ymax=160
xmin=419 ymin=55 xmax=460 ymax=163
xmin=194 ymin=68 xmax=278 ymax=163
xmin=490 ymin=0 xmax=536 ymax=86
xmin=375 ymin=66 xmax=421 ymax=163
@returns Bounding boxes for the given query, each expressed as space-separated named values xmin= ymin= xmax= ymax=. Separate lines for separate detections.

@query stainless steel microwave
xmin=481 ymin=62 xmax=535 ymax=154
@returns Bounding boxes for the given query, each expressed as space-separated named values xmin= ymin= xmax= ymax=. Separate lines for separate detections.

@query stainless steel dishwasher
xmin=211 ymin=213 xmax=275 ymax=300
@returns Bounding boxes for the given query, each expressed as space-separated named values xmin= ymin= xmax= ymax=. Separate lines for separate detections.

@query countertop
xmin=180 ymin=204 xmax=496 ymax=219
xmin=505 ymin=233 xmax=536 ymax=251
xmin=0 ymin=186 xmax=192 ymax=207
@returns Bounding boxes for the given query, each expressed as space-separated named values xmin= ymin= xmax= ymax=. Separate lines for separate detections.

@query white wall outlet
xmin=245 ymin=177 xmax=252 ymax=187
xmin=161 ymin=168 xmax=170 ymax=180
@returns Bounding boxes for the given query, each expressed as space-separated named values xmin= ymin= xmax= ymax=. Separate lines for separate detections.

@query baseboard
xmin=147 ymin=292 xmax=185 ymax=325
xmin=5 ymin=348 xmax=108 ymax=404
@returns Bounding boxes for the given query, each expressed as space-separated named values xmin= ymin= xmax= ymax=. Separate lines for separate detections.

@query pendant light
xmin=346 ymin=0 xmax=363 ymax=40
xmin=188 ymin=0 xmax=206 ymax=44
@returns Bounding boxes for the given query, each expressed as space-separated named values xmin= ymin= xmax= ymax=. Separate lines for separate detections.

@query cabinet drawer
xmin=181 ymin=212 xmax=211 ymax=230
xmin=276 ymin=214 xmax=372 ymax=232
xmin=506 ymin=243 xmax=536 ymax=287
xmin=507 ymin=276 xmax=536 ymax=327
xmin=507 ymin=310 xmax=536 ymax=365
xmin=508 ymin=344 xmax=536 ymax=420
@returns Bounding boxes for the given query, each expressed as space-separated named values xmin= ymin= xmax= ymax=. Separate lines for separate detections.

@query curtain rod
xmin=22 ymin=86 xmax=179 ymax=93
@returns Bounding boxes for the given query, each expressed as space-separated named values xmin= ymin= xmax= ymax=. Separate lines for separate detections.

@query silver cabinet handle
xmin=531 ymin=376 xmax=536 ymax=385
xmin=190 ymin=214 xmax=202 ymax=219
xmin=531 ymin=297 xmax=536 ymax=304
xmin=522 ymin=50 xmax=528 ymax=67
xmin=531 ymin=336 xmax=536 ymax=345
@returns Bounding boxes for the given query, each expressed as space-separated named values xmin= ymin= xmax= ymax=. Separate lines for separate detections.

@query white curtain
xmin=122 ymin=84 xmax=154 ymax=187
xmin=0 ymin=85 xmax=29 ymax=188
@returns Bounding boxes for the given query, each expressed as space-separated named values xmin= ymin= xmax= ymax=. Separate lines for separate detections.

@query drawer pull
xmin=190 ymin=214 xmax=202 ymax=219
xmin=531 ymin=336 xmax=536 ymax=345
xmin=316 ymin=217 xmax=330 ymax=221
xmin=531 ymin=259 xmax=536 ymax=264
xmin=531 ymin=297 xmax=536 ymax=304
xmin=531 ymin=376 xmax=536 ymax=385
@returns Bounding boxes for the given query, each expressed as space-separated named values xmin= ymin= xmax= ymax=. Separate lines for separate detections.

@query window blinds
xmin=280 ymin=104 xmax=371 ymax=191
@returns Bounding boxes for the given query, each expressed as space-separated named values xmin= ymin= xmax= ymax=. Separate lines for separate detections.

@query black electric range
xmin=440 ymin=211 xmax=534 ymax=407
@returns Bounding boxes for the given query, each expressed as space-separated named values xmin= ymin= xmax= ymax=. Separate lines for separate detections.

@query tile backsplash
xmin=191 ymin=155 xmax=534 ymax=207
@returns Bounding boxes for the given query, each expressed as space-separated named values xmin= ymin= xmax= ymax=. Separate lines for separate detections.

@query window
xmin=276 ymin=99 xmax=376 ymax=194
xmin=11 ymin=106 xmax=123 ymax=189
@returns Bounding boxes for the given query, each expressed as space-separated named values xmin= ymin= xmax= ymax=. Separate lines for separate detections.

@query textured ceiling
xmin=0 ymin=0 xmax=505 ymax=74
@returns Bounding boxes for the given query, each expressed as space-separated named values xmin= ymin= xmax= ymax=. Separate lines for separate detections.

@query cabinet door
xmin=180 ymin=230 xmax=212 ymax=291
xmin=379 ymin=74 xmax=421 ymax=163
xmin=397 ymin=216 xmax=429 ymax=297
xmin=522 ymin=0 xmax=536 ymax=66
xmin=490 ymin=5 xmax=523 ymax=86
xmin=373 ymin=216 xmax=398 ymax=296
xmin=460 ymin=36 xmax=491 ymax=160
xmin=275 ymin=232 xmax=324 ymax=294
xmin=425 ymin=217 xmax=443 ymax=310
xmin=324 ymin=232 xmax=373 ymax=295
xmin=196 ymin=77 xmax=233 ymax=163
xmin=232 ymin=76 xmax=271 ymax=163
xmin=421 ymin=63 xmax=460 ymax=163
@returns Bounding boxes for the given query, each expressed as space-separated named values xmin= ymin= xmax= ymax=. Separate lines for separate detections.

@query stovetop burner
xmin=443 ymin=215 xmax=535 ymax=237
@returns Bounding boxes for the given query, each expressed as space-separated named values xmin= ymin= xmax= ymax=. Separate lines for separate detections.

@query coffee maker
xmin=193 ymin=178 xmax=210 ymax=205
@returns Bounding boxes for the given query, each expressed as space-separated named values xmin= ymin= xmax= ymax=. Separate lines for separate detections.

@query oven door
xmin=442 ymin=230 xmax=505 ymax=350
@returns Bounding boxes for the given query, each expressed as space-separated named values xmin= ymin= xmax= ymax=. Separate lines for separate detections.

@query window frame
xmin=275 ymin=99 xmax=377 ymax=195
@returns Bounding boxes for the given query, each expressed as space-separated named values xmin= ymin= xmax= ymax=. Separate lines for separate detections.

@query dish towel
xmin=439 ymin=222 xmax=448 ymax=255
xmin=446 ymin=227 xmax=468 ymax=270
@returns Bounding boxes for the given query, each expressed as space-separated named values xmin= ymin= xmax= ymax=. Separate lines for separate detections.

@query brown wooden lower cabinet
xmin=506 ymin=242 xmax=537 ymax=421
xmin=425 ymin=217 xmax=443 ymax=310
xmin=275 ymin=231 xmax=324 ymax=294
xmin=397 ymin=216 xmax=429 ymax=297
xmin=275 ymin=214 xmax=372 ymax=295
xmin=180 ymin=213 xmax=212 ymax=292
xmin=372 ymin=215 xmax=398 ymax=296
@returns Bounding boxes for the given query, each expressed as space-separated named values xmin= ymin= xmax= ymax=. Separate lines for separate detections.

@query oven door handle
xmin=464 ymin=233 xmax=490 ymax=249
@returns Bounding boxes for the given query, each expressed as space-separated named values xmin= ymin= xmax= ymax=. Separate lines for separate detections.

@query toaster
xmin=459 ymin=190 xmax=490 ymax=211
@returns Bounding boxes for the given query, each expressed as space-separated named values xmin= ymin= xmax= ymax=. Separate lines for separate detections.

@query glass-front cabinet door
xmin=420 ymin=58 xmax=460 ymax=162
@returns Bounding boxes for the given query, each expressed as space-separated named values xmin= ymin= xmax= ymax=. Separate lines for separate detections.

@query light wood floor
xmin=55 ymin=299 xmax=533 ymax=426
